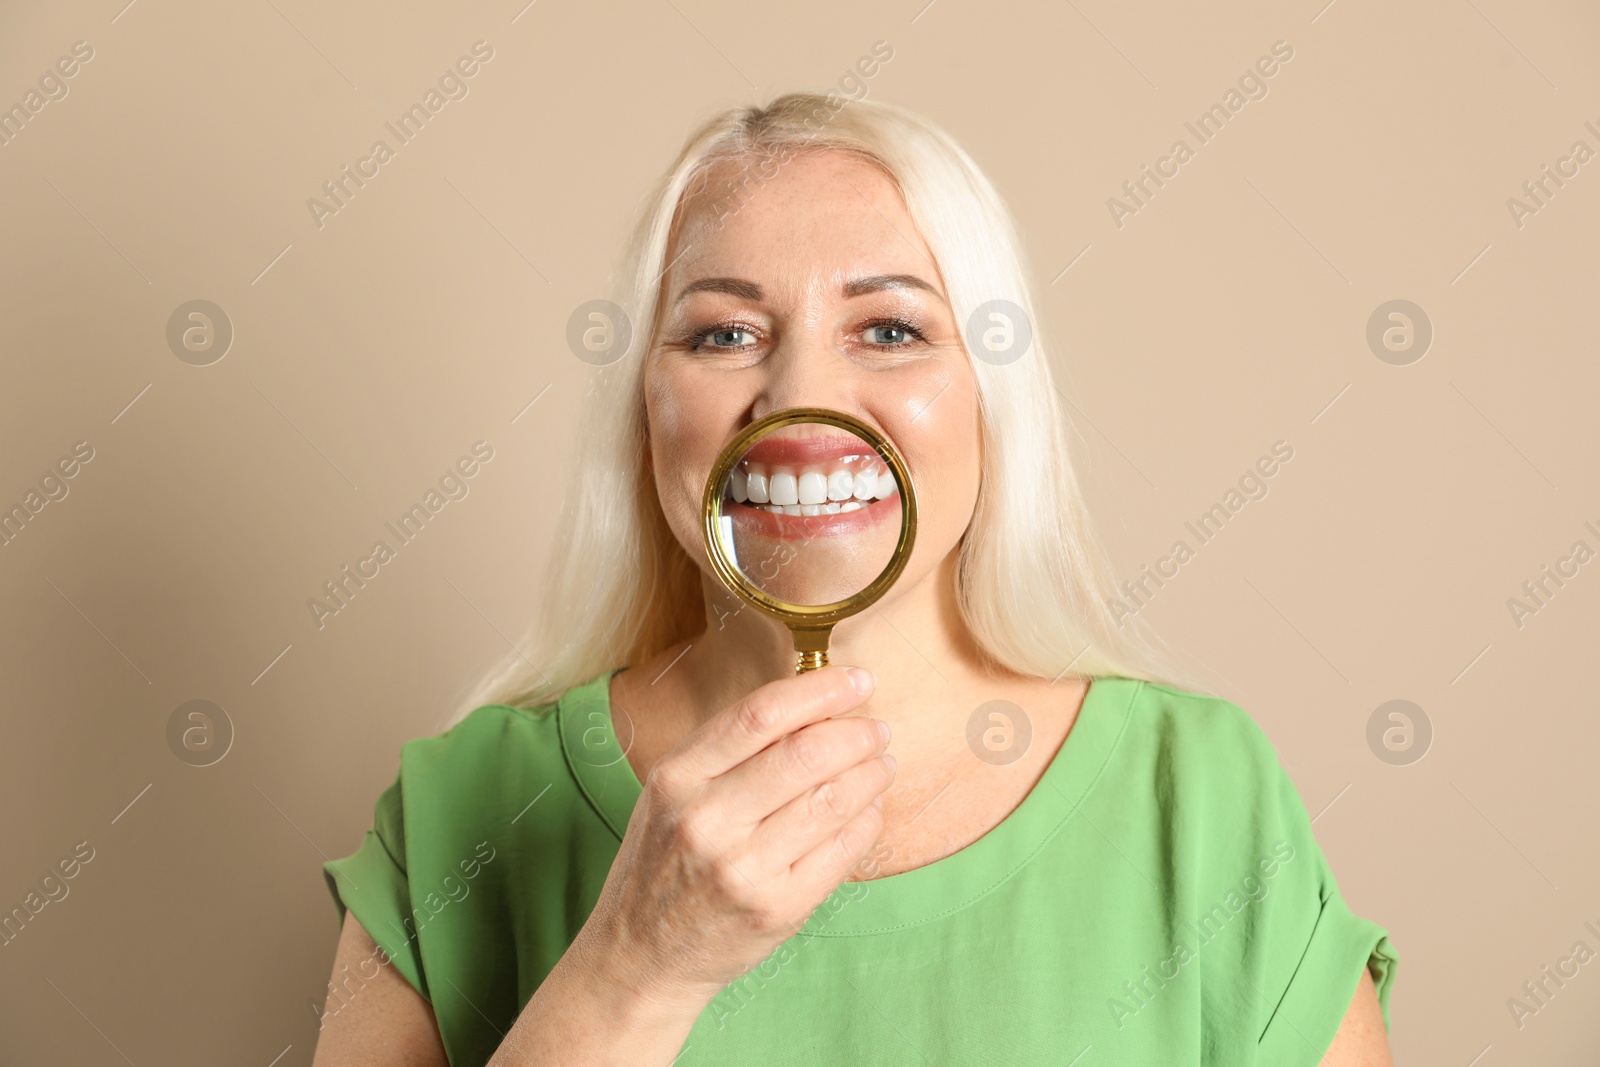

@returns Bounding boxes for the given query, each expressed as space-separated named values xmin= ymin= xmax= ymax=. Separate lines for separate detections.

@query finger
xmin=672 ymin=665 xmax=874 ymax=781
xmin=787 ymin=795 xmax=887 ymax=903
xmin=750 ymin=749 xmax=895 ymax=865
xmin=711 ymin=714 xmax=889 ymax=828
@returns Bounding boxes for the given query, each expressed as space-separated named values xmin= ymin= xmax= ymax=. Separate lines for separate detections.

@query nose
xmin=747 ymin=330 xmax=859 ymax=422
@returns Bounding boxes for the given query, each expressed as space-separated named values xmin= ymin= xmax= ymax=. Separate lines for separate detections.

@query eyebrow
xmin=673 ymin=273 xmax=940 ymax=304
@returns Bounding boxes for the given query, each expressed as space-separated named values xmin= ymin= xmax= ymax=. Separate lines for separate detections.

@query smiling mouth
xmin=717 ymin=426 xmax=903 ymax=544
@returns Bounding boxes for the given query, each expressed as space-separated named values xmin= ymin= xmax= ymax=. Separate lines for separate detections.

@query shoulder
xmin=1117 ymin=678 xmax=1284 ymax=770
xmin=387 ymin=681 xmax=612 ymax=842
xmin=1107 ymin=677 xmax=1309 ymax=828
xmin=401 ymin=701 xmax=564 ymax=778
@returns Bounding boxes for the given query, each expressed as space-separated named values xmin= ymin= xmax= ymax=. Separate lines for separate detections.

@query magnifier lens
xmin=716 ymin=420 xmax=903 ymax=608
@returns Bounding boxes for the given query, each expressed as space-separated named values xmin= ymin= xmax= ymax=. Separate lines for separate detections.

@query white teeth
xmin=769 ymin=472 xmax=797 ymax=506
xmin=797 ymin=471 xmax=828 ymax=506
xmin=746 ymin=471 xmax=769 ymax=504
xmin=852 ymin=468 xmax=877 ymax=500
xmin=734 ymin=462 xmax=896 ymax=511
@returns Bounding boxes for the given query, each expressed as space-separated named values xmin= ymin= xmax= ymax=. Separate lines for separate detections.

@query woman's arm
xmin=310 ymin=912 xmax=449 ymax=1067
xmin=1323 ymin=968 xmax=1393 ymax=1066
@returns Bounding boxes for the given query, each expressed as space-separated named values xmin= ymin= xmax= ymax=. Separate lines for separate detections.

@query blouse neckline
xmin=557 ymin=668 xmax=1140 ymax=935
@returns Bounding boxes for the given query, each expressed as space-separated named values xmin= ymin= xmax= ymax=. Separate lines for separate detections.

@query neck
xmin=658 ymin=552 xmax=1043 ymax=763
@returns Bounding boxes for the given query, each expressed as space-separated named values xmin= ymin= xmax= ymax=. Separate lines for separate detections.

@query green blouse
xmin=323 ymin=670 xmax=1397 ymax=1065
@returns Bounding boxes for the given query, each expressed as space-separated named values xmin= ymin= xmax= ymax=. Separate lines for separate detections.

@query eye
xmin=686 ymin=324 xmax=759 ymax=351
xmin=861 ymin=318 xmax=925 ymax=347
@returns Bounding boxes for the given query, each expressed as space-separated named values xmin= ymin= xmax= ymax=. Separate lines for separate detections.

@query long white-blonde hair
xmin=451 ymin=92 xmax=1192 ymax=722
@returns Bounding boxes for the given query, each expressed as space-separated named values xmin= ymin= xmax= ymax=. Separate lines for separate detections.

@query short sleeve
xmin=322 ymin=770 xmax=430 ymax=1002
xmin=1253 ymin=752 xmax=1398 ymax=1062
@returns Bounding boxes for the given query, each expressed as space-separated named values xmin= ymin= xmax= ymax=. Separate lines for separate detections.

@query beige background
xmin=1 ymin=0 xmax=1596 ymax=1062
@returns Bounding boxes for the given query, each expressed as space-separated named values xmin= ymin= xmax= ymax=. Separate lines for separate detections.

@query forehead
xmin=665 ymin=149 xmax=940 ymax=298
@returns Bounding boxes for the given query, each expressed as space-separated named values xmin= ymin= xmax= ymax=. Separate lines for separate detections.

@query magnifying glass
xmin=701 ymin=407 xmax=917 ymax=674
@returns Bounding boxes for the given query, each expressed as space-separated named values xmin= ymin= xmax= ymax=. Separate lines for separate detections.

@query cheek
xmin=887 ymin=374 xmax=982 ymax=544
xmin=939 ymin=408 xmax=984 ymax=530
xmin=644 ymin=372 xmax=724 ymax=548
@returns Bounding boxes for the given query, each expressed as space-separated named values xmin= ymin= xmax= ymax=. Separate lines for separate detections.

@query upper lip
xmin=738 ymin=431 xmax=879 ymax=467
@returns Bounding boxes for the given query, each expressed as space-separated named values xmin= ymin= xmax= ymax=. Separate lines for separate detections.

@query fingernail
xmin=847 ymin=667 xmax=875 ymax=695
xmin=882 ymin=752 xmax=897 ymax=773
xmin=876 ymin=719 xmax=892 ymax=743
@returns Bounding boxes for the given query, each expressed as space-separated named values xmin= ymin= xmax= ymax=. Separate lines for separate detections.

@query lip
xmin=739 ymin=431 xmax=881 ymax=468
xmin=722 ymin=491 xmax=899 ymax=540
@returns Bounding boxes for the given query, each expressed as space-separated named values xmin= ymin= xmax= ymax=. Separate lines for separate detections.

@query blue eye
xmin=688 ymin=325 xmax=758 ymax=351
xmin=863 ymin=319 xmax=923 ymax=347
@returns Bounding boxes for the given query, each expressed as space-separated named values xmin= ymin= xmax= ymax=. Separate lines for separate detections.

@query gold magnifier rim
xmin=700 ymin=407 xmax=918 ymax=630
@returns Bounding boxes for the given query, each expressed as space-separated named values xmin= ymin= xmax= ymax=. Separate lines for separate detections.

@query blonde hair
xmin=451 ymin=92 xmax=1192 ymax=722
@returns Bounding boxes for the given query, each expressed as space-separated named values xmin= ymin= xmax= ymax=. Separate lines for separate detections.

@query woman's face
xmin=644 ymin=149 xmax=981 ymax=611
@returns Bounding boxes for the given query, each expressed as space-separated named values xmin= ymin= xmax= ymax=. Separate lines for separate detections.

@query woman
xmin=312 ymin=93 xmax=1397 ymax=1066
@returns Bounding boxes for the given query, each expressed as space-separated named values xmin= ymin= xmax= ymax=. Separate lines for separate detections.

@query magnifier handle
xmin=791 ymin=627 xmax=833 ymax=674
